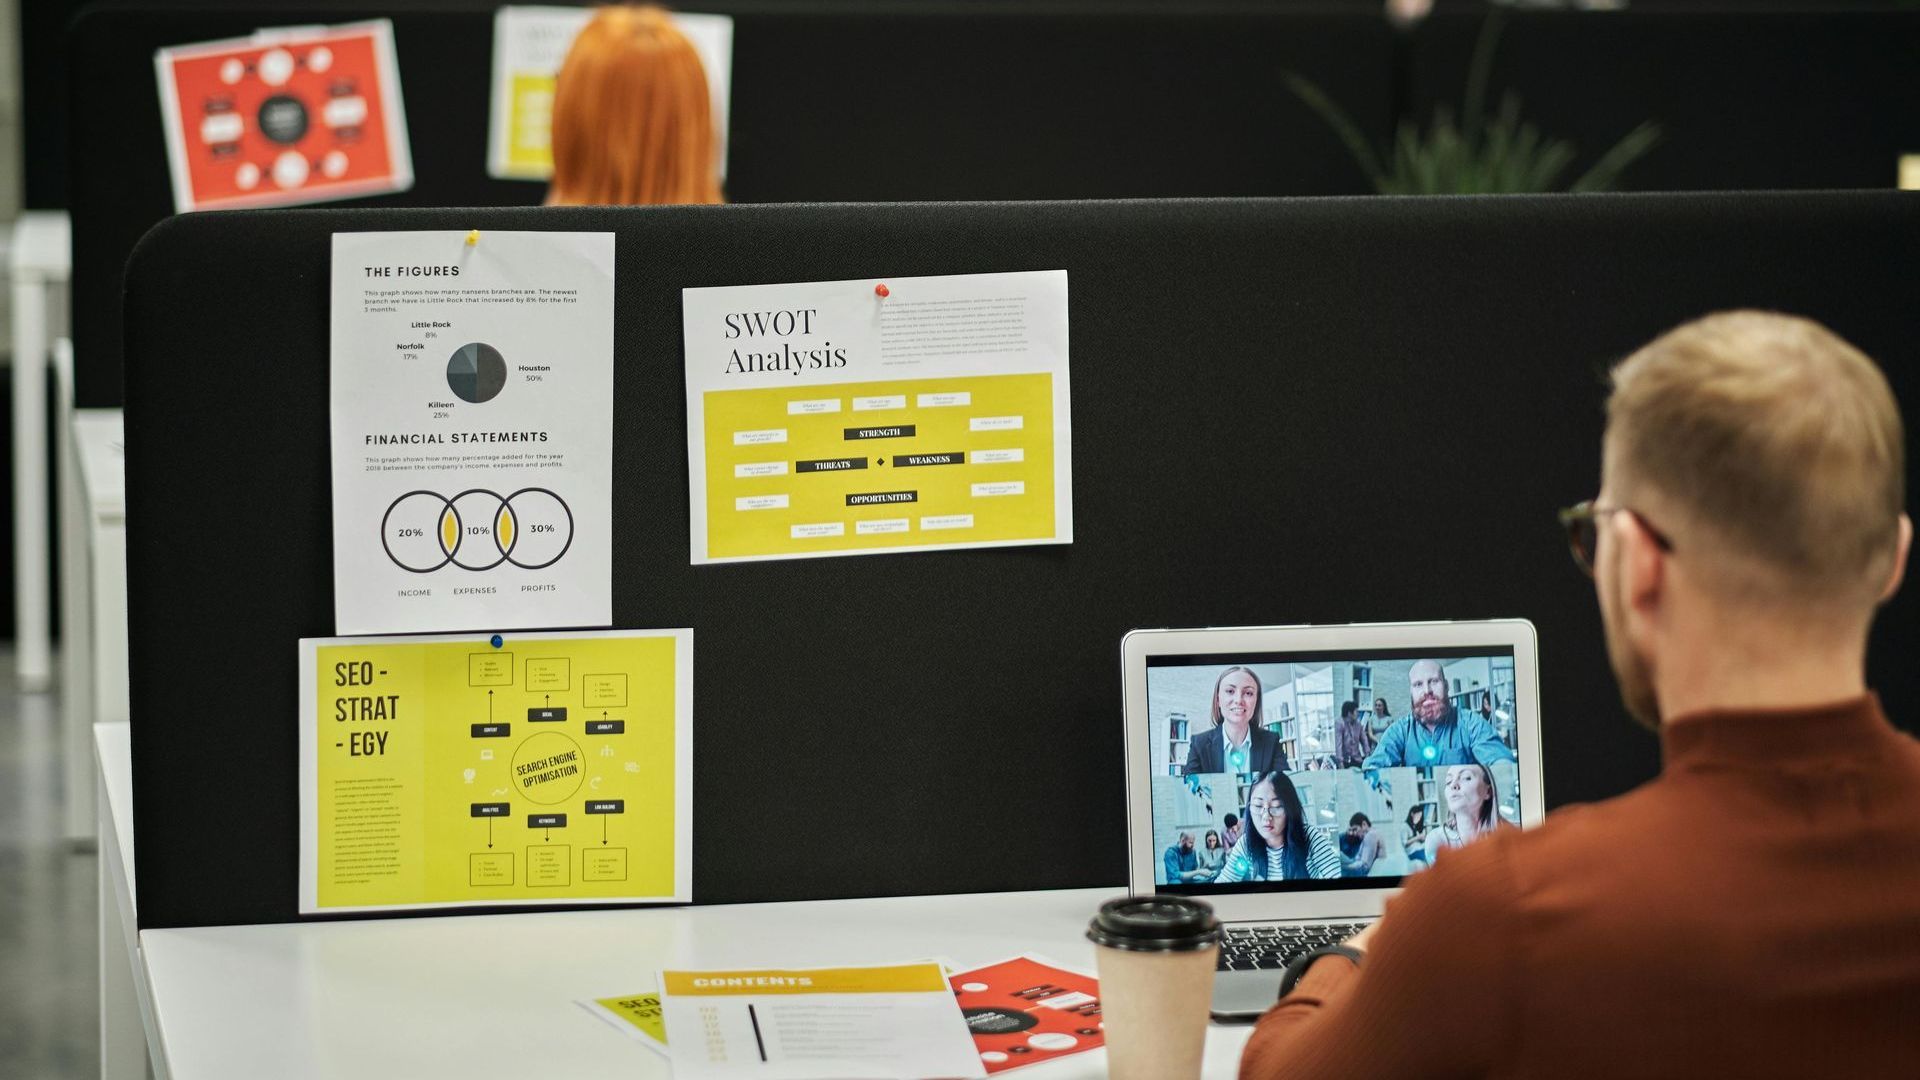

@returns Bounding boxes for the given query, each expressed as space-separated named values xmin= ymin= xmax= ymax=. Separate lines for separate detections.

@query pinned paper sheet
xmin=329 ymin=229 xmax=615 ymax=634
xmin=297 ymin=629 xmax=692 ymax=914
xmin=155 ymin=20 xmax=413 ymax=212
xmin=681 ymin=271 xmax=1073 ymax=563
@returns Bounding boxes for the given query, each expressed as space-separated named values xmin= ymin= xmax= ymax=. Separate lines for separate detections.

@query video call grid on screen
xmin=1146 ymin=646 xmax=1524 ymax=895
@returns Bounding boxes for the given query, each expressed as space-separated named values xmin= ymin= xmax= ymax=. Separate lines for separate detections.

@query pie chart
xmin=447 ymin=342 xmax=508 ymax=404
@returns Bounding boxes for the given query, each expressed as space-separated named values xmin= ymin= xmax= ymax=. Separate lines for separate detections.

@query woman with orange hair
xmin=546 ymin=5 xmax=723 ymax=206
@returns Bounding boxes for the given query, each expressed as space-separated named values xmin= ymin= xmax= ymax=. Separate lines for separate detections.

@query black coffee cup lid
xmin=1086 ymin=895 xmax=1221 ymax=953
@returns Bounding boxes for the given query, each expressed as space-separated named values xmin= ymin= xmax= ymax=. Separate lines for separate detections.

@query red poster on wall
xmin=155 ymin=20 xmax=412 ymax=213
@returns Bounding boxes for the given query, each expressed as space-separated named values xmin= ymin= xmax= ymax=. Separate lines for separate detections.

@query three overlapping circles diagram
xmin=382 ymin=487 xmax=574 ymax=573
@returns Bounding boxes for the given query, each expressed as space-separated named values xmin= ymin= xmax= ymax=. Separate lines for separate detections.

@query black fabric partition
xmin=67 ymin=2 xmax=1393 ymax=409
xmin=123 ymin=192 xmax=1920 ymax=930
xmin=1409 ymin=10 xmax=1920 ymax=193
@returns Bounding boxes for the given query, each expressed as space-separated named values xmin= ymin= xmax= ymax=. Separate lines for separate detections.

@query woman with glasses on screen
xmin=1214 ymin=771 xmax=1341 ymax=882
xmin=1423 ymin=762 xmax=1510 ymax=863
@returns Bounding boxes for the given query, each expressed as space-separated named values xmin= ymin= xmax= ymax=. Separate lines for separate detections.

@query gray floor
xmin=0 ymin=651 xmax=100 ymax=1079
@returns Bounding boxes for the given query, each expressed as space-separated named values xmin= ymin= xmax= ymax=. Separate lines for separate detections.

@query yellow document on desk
xmin=298 ymin=629 xmax=692 ymax=913
xmin=658 ymin=963 xmax=985 ymax=1080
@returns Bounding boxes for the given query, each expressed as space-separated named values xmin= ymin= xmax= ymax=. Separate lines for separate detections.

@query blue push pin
xmin=490 ymin=634 xmax=504 ymax=649
xmin=1422 ymin=744 xmax=1438 ymax=762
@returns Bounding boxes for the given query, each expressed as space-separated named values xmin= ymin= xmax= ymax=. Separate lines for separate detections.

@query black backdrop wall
xmin=67 ymin=2 xmax=1392 ymax=409
xmin=122 ymin=192 xmax=1920 ymax=930
xmin=1409 ymin=10 xmax=1920 ymax=193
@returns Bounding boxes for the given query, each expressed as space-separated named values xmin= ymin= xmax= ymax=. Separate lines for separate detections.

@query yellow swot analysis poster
xmin=682 ymin=271 xmax=1072 ymax=564
xmin=298 ymin=629 xmax=692 ymax=913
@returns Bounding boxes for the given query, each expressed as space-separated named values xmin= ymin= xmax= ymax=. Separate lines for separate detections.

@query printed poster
xmin=297 ymin=629 xmax=692 ymax=914
xmin=657 ymin=963 xmax=984 ymax=1080
xmin=330 ymin=230 xmax=614 ymax=635
xmin=487 ymin=5 xmax=733 ymax=180
xmin=681 ymin=271 xmax=1073 ymax=563
xmin=581 ymin=992 xmax=669 ymax=1056
xmin=155 ymin=20 xmax=413 ymax=213
xmin=950 ymin=956 xmax=1105 ymax=1073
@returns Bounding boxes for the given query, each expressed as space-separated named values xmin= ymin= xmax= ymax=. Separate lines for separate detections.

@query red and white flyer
xmin=155 ymin=20 xmax=412 ymax=213
xmin=949 ymin=955 xmax=1105 ymax=1074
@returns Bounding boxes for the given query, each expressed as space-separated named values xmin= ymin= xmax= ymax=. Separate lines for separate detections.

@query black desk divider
xmin=68 ymin=2 xmax=1393 ymax=409
xmin=124 ymin=193 xmax=1919 ymax=929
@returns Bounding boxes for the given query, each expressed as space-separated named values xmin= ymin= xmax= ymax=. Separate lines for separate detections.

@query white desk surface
xmin=96 ymin=723 xmax=136 ymax=896
xmin=141 ymin=887 xmax=1255 ymax=1079
xmin=73 ymin=408 xmax=126 ymax=521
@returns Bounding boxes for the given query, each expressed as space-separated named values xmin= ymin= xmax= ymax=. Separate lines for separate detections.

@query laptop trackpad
xmin=1211 ymin=969 xmax=1284 ymax=1023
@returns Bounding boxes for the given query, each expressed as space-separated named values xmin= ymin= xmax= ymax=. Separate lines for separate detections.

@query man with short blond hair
xmin=1241 ymin=311 xmax=1919 ymax=1078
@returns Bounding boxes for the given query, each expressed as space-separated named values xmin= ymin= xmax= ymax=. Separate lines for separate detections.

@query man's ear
xmin=1617 ymin=510 xmax=1666 ymax=621
xmin=1873 ymin=515 xmax=1904 ymax=607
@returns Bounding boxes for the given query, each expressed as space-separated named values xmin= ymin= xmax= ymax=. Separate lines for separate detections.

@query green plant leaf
xmin=1462 ymin=12 xmax=1507 ymax=147
xmin=1282 ymin=71 xmax=1387 ymax=189
xmin=1570 ymin=121 xmax=1663 ymax=193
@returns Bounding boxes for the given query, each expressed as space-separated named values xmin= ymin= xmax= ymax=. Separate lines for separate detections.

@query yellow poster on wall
xmin=681 ymin=271 xmax=1073 ymax=564
xmin=298 ymin=629 xmax=692 ymax=913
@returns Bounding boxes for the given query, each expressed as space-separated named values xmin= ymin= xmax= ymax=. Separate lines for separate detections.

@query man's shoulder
xmin=1481 ymin=782 xmax=1677 ymax=887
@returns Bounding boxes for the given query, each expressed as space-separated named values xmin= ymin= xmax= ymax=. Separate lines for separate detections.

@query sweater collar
xmin=1661 ymin=693 xmax=1889 ymax=765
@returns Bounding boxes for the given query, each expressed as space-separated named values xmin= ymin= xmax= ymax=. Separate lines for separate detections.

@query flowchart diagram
xmin=701 ymin=373 xmax=1059 ymax=561
xmin=300 ymin=629 xmax=692 ymax=913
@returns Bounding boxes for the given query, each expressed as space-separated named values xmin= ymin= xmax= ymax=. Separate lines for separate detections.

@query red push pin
xmin=874 ymin=283 xmax=890 ymax=298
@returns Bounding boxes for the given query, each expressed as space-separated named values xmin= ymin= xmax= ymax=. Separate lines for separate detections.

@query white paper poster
xmin=681 ymin=271 xmax=1073 ymax=564
xmin=487 ymin=5 xmax=733 ymax=180
xmin=330 ymin=230 xmax=614 ymax=634
xmin=657 ymin=962 xmax=985 ymax=1080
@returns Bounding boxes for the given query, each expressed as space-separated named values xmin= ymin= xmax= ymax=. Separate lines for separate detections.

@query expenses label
xmin=702 ymin=374 xmax=1056 ymax=560
xmin=302 ymin=630 xmax=689 ymax=912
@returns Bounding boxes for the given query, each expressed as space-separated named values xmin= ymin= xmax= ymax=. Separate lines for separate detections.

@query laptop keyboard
xmin=1218 ymin=922 xmax=1369 ymax=971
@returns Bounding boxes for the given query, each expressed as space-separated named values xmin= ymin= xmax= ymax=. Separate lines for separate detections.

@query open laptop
xmin=1121 ymin=621 xmax=1544 ymax=1021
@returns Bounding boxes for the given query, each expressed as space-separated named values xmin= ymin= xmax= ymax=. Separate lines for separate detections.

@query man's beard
xmin=1601 ymin=556 xmax=1661 ymax=730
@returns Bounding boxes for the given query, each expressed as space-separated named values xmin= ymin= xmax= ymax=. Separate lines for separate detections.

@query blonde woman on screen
xmin=1423 ymin=762 xmax=1509 ymax=862
xmin=547 ymin=5 xmax=723 ymax=206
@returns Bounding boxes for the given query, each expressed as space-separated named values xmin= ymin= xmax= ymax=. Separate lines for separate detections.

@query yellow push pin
xmin=466 ymin=229 xmax=481 ymax=246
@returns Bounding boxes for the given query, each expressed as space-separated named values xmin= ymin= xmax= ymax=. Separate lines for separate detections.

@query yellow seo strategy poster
xmin=298 ymin=629 xmax=692 ymax=913
xmin=682 ymin=271 xmax=1072 ymax=563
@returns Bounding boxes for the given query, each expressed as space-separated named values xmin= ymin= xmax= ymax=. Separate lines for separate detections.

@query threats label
xmin=298 ymin=629 xmax=692 ymax=913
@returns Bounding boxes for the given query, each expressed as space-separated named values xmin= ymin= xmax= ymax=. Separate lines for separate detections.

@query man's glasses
xmin=1557 ymin=500 xmax=1675 ymax=577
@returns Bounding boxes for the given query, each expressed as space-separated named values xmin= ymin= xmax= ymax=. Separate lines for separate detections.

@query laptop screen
xmin=1147 ymin=646 xmax=1527 ymax=895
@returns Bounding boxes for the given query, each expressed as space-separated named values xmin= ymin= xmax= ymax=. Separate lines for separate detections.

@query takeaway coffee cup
xmin=1086 ymin=895 xmax=1221 ymax=1080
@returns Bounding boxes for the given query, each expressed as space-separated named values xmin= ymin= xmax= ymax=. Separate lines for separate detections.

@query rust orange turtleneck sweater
xmin=1241 ymin=695 xmax=1920 ymax=1079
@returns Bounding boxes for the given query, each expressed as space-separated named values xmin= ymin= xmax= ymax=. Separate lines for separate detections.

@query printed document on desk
xmin=298 ymin=629 xmax=691 ymax=914
xmin=330 ymin=230 xmax=614 ymax=634
xmin=659 ymin=962 xmax=985 ymax=1079
xmin=682 ymin=270 xmax=1072 ymax=563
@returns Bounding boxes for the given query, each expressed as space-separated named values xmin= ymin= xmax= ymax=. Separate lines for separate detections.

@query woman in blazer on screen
xmin=1184 ymin=666 xmax=1290 ymax=776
